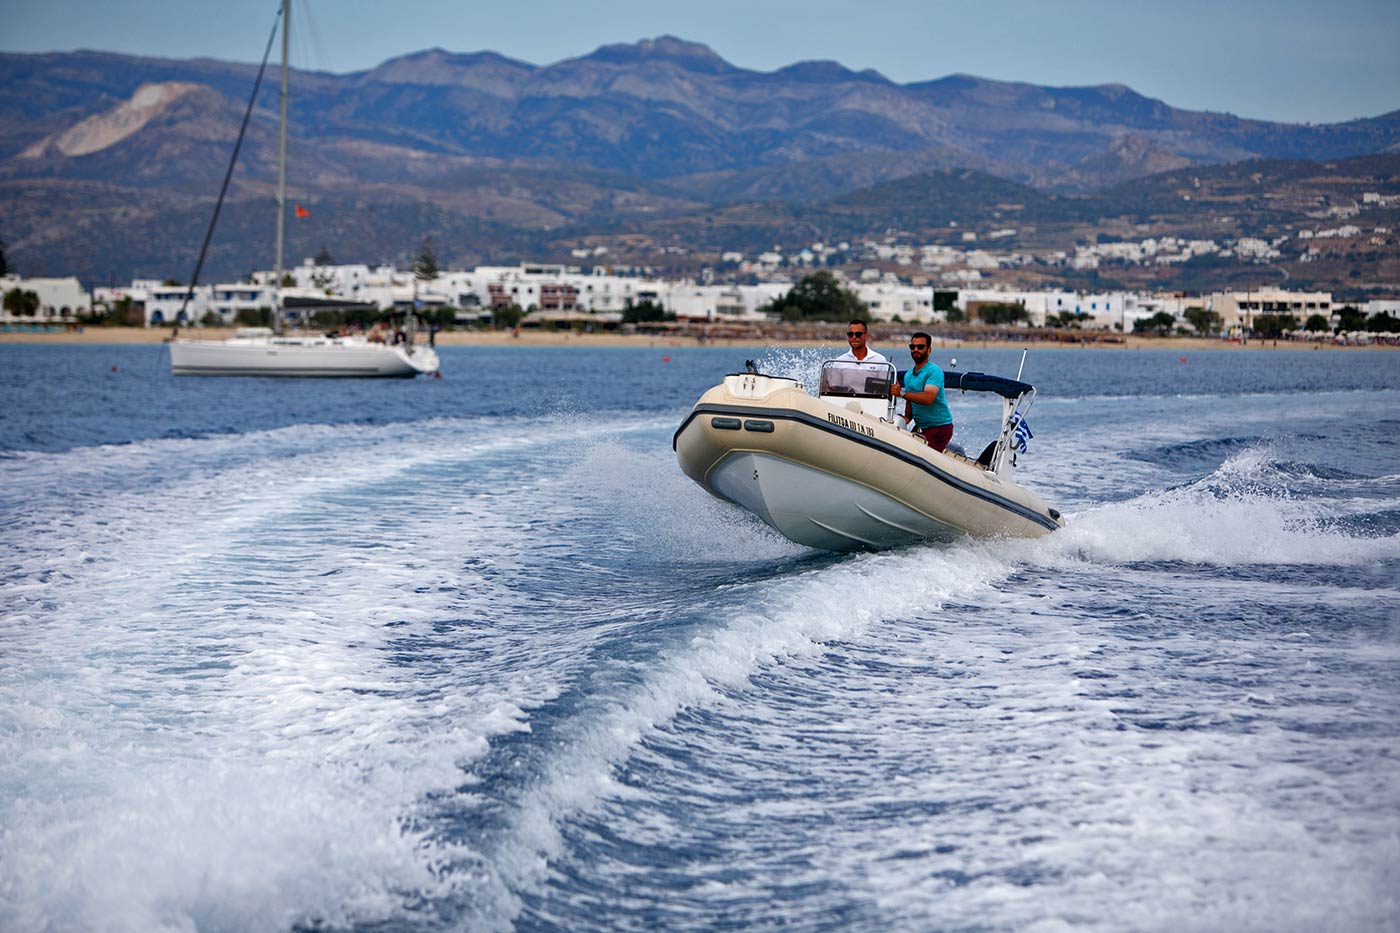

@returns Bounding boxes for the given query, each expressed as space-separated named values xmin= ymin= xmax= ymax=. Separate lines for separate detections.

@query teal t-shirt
xmin=903 ymin=361 xmax=952 ymax=428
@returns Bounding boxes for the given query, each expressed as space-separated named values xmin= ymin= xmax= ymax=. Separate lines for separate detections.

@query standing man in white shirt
xmin=836 ymin=320 xmax=888 ymax=364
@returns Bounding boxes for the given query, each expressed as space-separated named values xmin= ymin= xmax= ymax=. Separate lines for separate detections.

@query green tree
xmin=235 ymin=307 xmax=272 ymax=327
xmin=103 ymin=295 xmax=144 ymax=326
xmin=491 ymin=304 xmax=523 ymax=329
xmin=1367 ymin=312 xmax=1400 ymax=333
xmin=944 ymin=306 xmax=966 ymax=323
xmin=311 ymin=266 xmax=335 ymax=293
xmin=1184 ymin=306 xmax=1222 ymax=335
xmin=414 ymin=237 xmax=441 ymax=282
xmin=345 ymin=307 xmax=379 ymax=328
xmin=1252 ymin=313 xmax=1299 ymax=337
xmin=3 ymin=287 xmax=39 ymax=317
xmin=933 ymin=290 xmax=958 ymax=313
xmin=1336 ymin=306 xmax=1366 ymax=332
xmin=622 ymin=299 xmax=675 ymax=324
xmin=765 ymin=270 xmax=867 ymax=323
xmin=1304 ymin=313 xmax=1330 ymax=332
xmin=976 ymin=302 xmax=1027 ymax=325
xmin=1051 ymin=311 xmax=1088 ymax=328
xmin=200 ymin=310 xmax=223 ymax=327
xmin=1133 ymin=311 xmax=1177 ymax=335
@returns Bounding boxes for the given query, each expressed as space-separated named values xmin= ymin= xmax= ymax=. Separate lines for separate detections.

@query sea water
xmin=1 ymin=343 xmax=1397 ymax=932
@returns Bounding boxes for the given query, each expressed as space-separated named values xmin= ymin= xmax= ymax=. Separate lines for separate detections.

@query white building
xmin=284 ymin=260 xmax=376 ymax=303
xmin=144 ymin=282 xmax=288 ymax=327
xmin=1206 ymin=289 xmax=1332 ymax=329
xmin=955 ymin=288 xmax=1076 ymax=327
xmin=948 ymin=288 xmax=1161 ymax=330
xmin=664 ymin=283 xmax=787 ymax=320
xmin=1131 ymin=292 xmax=1194 ymax=325
xmin=142 ymin=283 xmax=210 ymax=325
xmin=856 ymin=283 xmax=935 ymax=323
xmin=1069 ymin=293 xmax=1136 ymax=330
xmin=93 ymin=282 xmax=152 ymax=321
xmin=0 ymin=274 xmax=91 ymax=321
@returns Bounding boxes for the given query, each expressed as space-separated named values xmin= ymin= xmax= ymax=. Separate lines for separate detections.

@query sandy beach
xmin=0 ymin=325 xmax=1384 ymax=351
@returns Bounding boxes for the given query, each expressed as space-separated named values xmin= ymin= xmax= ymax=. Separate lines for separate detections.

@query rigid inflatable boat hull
xmin=709 ymin=450 xmax=963 ymax=550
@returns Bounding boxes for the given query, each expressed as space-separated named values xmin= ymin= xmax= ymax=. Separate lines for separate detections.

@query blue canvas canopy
xmin=943 ymin=371 xmax=1033 ymax=399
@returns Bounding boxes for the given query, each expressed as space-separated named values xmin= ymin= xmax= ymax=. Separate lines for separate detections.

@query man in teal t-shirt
xmin=892 ymin=331 xmax=954 ymax=451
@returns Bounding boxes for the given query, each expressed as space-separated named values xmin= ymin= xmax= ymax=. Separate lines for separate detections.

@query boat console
xmin=818 ymin=360 xmax=901 ymax=423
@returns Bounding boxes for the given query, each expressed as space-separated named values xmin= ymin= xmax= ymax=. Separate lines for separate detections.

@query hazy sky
xmin=5 ymin=0 xmax=1398 ymax=124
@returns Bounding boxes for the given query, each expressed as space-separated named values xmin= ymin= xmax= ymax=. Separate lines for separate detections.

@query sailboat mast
xmin=273 ymin=0 xmax=290 ymax=331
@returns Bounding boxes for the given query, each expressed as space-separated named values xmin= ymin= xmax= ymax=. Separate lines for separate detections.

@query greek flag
xmin=1010 ymin=414 xmax=1033 ymax=453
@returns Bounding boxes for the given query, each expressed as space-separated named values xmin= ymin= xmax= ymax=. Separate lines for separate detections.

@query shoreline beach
xmin=0 ymin=326 xmax=1389 ymax=351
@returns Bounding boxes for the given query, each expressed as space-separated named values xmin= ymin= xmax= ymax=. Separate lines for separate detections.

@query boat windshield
xmin=820 ymin=360 xmax=895 ymax=398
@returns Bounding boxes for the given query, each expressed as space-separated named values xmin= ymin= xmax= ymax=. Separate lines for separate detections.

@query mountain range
xmin=2 ymin=37 xmax=1398 ymax=288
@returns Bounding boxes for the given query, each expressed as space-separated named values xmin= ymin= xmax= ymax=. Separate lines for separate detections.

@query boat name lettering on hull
xmin=826 ymin=412 xmax=875 ymax=438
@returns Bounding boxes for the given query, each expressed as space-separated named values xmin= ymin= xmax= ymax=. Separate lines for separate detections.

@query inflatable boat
xmin=673 ymin=359 xmax=1063 ymax=551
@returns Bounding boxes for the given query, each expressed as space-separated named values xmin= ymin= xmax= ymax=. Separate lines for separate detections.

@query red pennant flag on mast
xmin=294 ymin=204 xmax=310 ymax=219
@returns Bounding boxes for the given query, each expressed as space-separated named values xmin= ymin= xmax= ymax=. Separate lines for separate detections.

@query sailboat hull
xmin=169 ymin=337 xmax=438 ymax=377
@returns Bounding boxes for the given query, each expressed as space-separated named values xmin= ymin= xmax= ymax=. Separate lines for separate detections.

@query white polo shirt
xmin=836 ymin=348 xmax=889 ymax=364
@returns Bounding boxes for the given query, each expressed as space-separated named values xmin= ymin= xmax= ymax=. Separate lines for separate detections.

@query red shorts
xmin=919 ymin=424 xmax=954 ymax=452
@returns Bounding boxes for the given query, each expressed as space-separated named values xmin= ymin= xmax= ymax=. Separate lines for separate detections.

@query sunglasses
xmin=846 ymin=331 xmax=866 ymax=338
xmin=909 ymin=344 xmax=929 ymax=350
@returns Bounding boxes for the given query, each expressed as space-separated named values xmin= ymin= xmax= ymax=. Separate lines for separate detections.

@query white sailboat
xmin=170 ymin=324 xmax=439 ymax=377
xmin=169 ymin=0 xmax=439 ymax=378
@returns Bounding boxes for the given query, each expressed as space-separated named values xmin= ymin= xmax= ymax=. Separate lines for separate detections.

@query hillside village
xmin=4 ymin=45 xmax=1400 ymax=305
xmin=10 ymin=168 xmax=1395 ymax=340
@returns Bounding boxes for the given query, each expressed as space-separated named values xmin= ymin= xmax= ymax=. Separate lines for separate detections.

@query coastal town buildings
xmin=7 ymin=181 xmax=1397 ymax=331
xmin=3 ymin=263 xmax=1396 ymax=341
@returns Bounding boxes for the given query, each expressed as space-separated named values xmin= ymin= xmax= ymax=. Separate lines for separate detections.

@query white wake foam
xmin=1046 ymin=446 xmax=1400 ymax=567
xmin=0 ymin=414 xmax=620 ymax=931
xmin=478 ymin=540 xmax=1017 ymax=908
